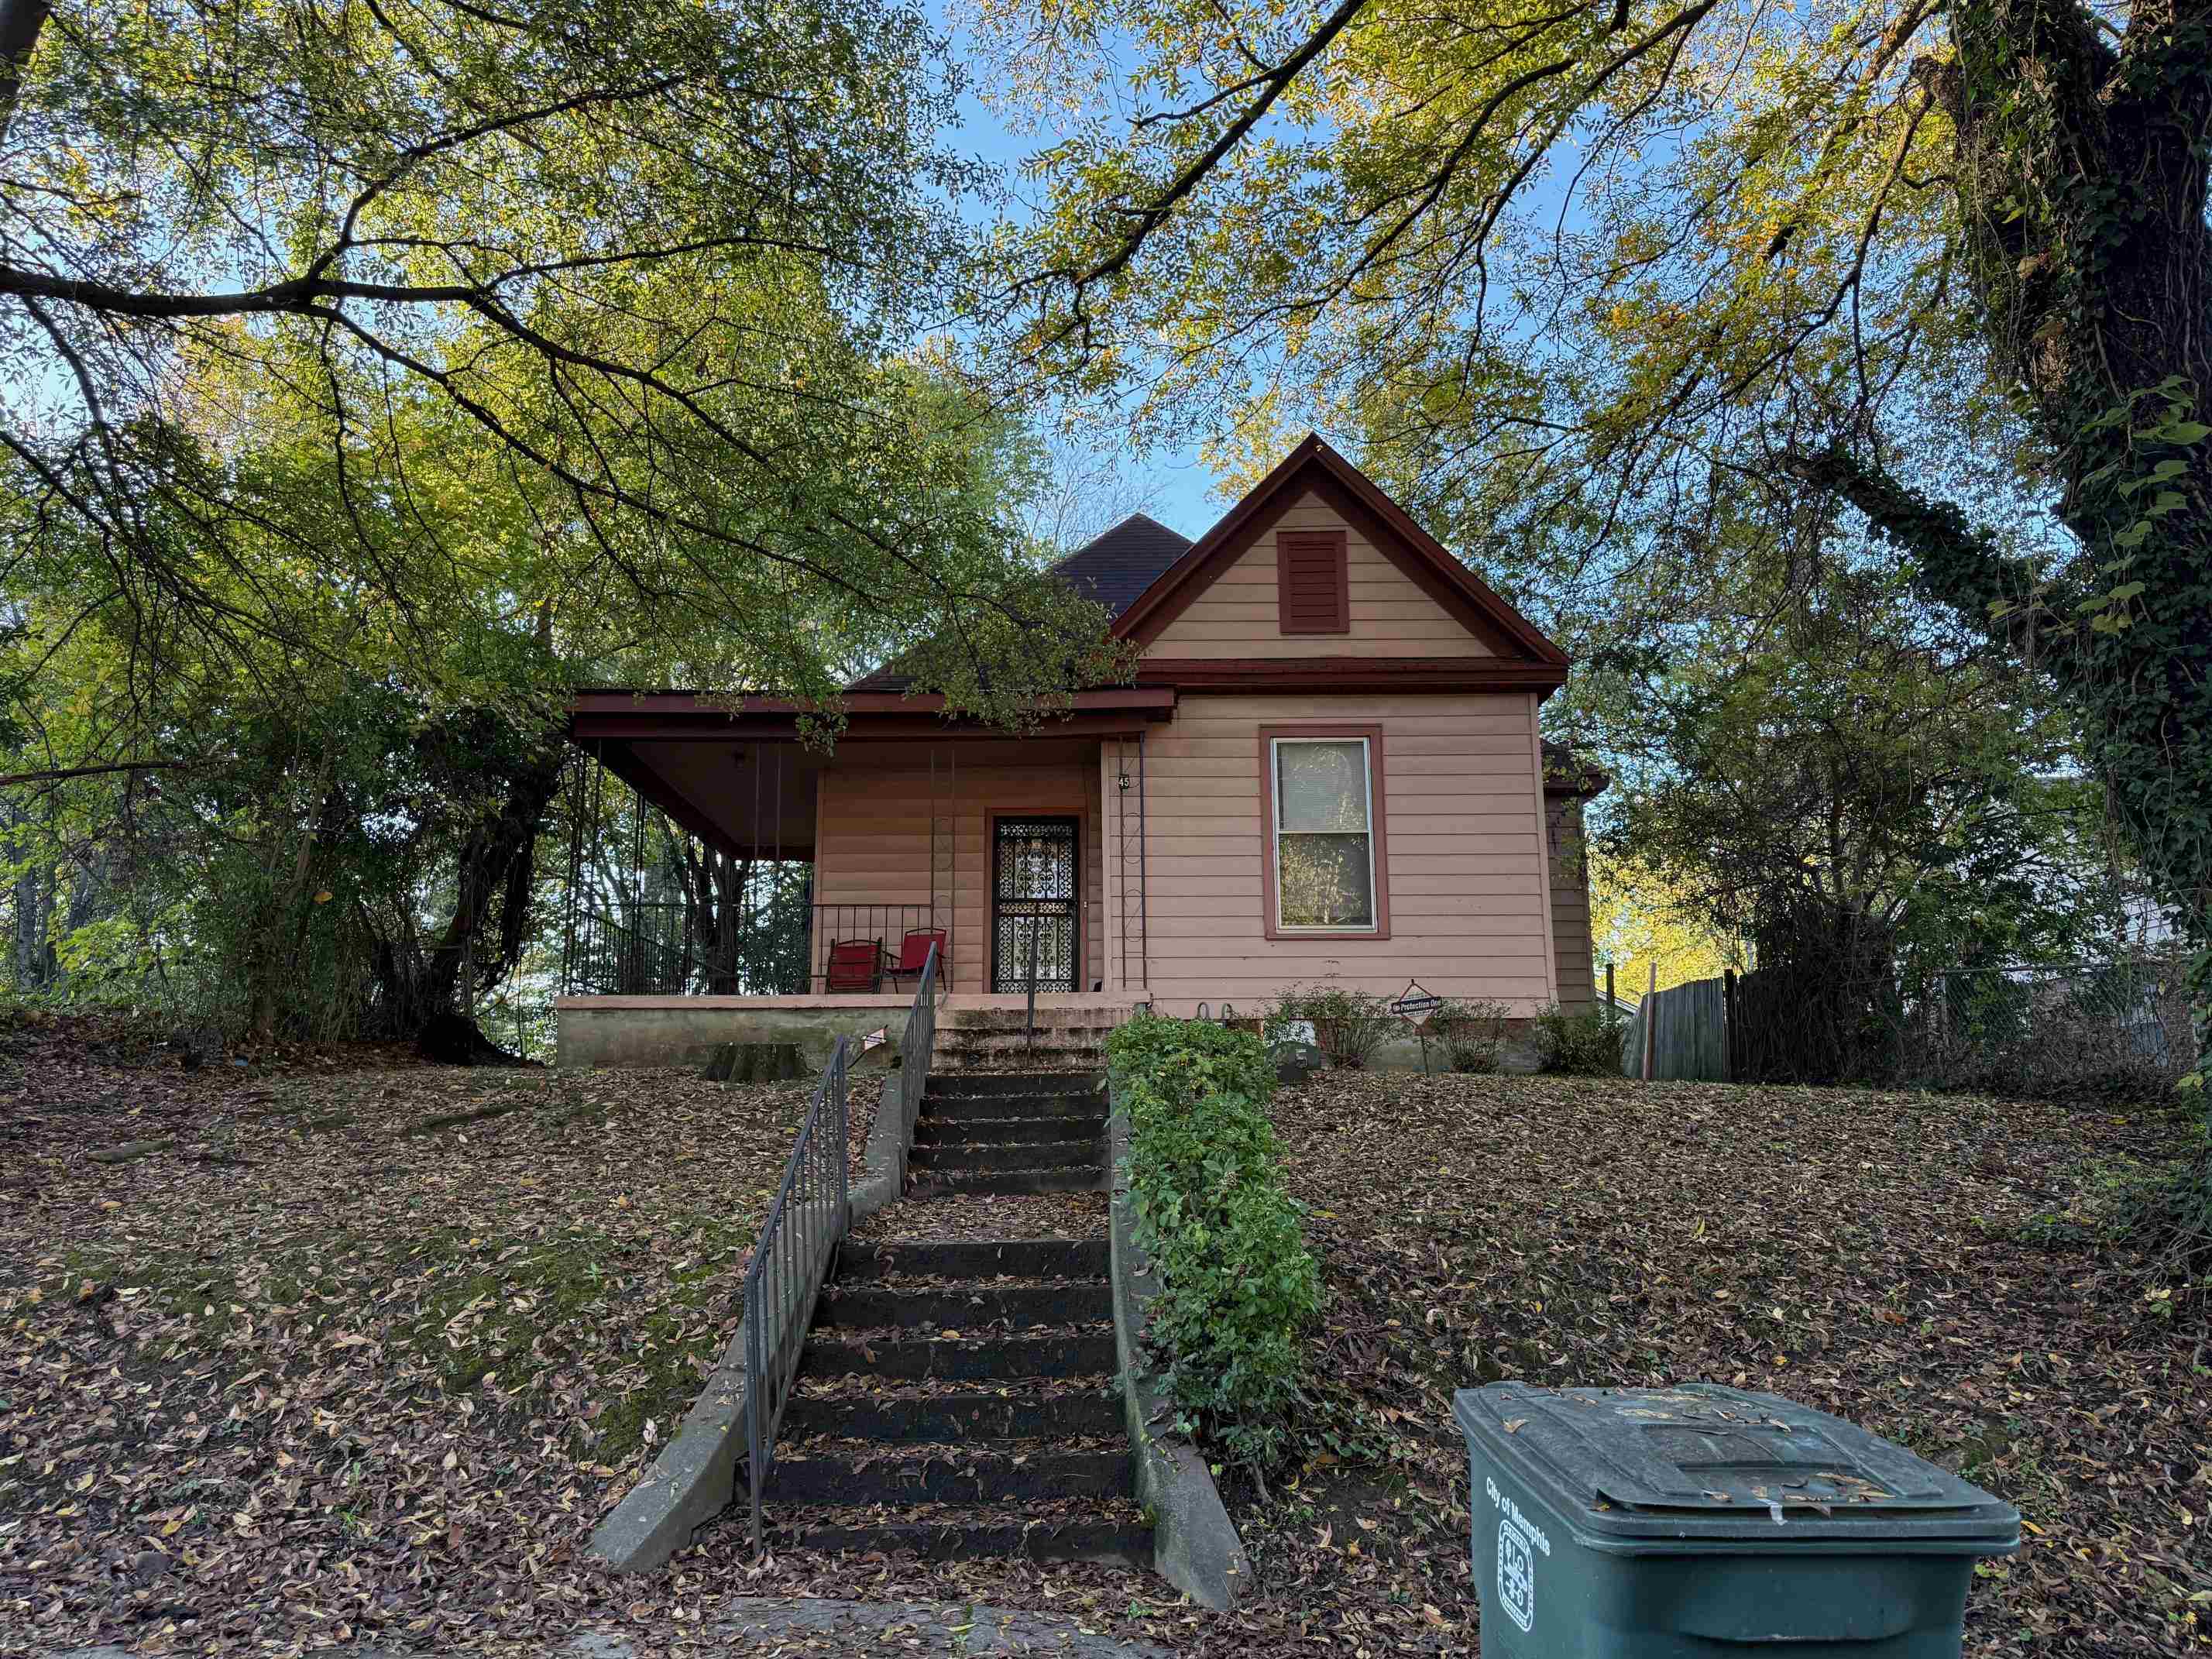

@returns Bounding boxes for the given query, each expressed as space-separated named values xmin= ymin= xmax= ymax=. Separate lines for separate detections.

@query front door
xmin=992 ymin=816 xmax=1080 ymax=993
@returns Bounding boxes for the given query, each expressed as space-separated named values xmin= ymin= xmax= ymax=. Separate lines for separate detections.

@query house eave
xmin=1132 ymin=657 xmax=1570 ymax=696
xmin=566 ymin=686 xmax=1177 ymax=743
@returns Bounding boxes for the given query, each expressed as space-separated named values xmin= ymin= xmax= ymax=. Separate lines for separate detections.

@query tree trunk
xmin=422 ymin=744 xmax=567 ymax=1023
xmin=676 ymin=840 xmax=754 ymax=994
xmin=1805 ymin=0 xmax=2212 ymax=1083
xmin=0 ymin=0 xmax=49 ymax=143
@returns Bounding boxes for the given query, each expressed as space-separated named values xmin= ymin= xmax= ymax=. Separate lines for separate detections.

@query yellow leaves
xmin=1589 ymin=851 xmax=1743 ymax=995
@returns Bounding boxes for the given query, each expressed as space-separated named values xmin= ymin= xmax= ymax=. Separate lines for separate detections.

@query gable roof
xmin=1113 ymin=434 xmax=1569 ymax=666
xmin=848 ymin=435 xmax=1569 ymax=694
xmin=1053 ymin=513 xmax=1194 ymax=619
xmin=848 ymin=513 xmax=1194 ymax=691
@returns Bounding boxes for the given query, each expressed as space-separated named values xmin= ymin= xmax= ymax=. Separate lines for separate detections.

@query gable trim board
xmin=1137 ymin=658 xmax=1565 ymax=693
xmin=1115 ymin=435 xmax=1568 ymax=670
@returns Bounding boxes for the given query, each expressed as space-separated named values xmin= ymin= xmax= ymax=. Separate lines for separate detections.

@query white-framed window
xmin=1270 ymin=735 xmax=1379 ymax=931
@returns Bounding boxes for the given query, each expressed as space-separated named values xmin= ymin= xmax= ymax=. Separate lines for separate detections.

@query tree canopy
xmin=980 ymin=0 xmax=2210 ymax=1073
xmin=0 ymin=0 xmax=1127 ymax=726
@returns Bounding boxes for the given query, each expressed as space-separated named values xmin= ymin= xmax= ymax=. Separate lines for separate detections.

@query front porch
xmin=553 ymin=991 xmax=1151 ymax=1073
xmin=555 ymin=698 xmax=1173 ymax=1068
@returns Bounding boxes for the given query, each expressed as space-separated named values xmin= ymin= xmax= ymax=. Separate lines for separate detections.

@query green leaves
xmin=1108 ymin=1015 xmax=1321 ymax=1472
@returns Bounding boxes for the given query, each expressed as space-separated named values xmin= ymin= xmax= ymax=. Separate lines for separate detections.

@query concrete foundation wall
xmin=556 ymin=1002 xmax=908 ymax=1073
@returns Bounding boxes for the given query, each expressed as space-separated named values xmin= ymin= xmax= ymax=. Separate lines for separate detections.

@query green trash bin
xmin=1454 ymin=1383 xmax=2018 ymax=1657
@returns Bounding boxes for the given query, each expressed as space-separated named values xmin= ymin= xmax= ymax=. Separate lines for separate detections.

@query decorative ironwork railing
xmin=740 ymin=1035 xmax=850 ymax=1552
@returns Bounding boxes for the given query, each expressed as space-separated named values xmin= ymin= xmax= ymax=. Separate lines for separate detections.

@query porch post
xmin=1098 ymin=741 xmax=1121 ymax=994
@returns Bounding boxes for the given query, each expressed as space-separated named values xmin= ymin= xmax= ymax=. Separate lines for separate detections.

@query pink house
xmin=556 ymin=436 xmax=1602 ymax=1069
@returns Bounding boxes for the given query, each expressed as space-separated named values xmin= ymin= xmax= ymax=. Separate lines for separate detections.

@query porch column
xmin=1098 ymin=742 xmax=1121 ymax=994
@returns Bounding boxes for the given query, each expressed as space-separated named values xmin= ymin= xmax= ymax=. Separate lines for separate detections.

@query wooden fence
xmin=1619 ymin=973 xmax=1732 ymax=1082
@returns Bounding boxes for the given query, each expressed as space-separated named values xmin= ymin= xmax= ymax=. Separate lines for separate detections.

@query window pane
xmin=1276 ymin=740 xmax=1369 ymax=833
xmin=1278 ymin=832 xmax=1375 ymax=928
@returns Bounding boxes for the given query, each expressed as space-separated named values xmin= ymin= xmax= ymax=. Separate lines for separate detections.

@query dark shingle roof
xmin=1049 ymin=513 xmax=1194 ymax=620
xmin=1541 ymin=740 xmax=1609 ymax=796
xmin=848 ymin=514 xmax=1193 ymax=690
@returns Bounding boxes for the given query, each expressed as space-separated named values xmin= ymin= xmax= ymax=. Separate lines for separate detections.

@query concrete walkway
xmin=50 ymin=1597 xmax=1173 ymax=1658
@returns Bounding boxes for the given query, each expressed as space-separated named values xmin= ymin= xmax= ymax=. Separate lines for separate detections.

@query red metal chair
xmin=883 ymin=928 xmax=946 ymax=990
xmin=825 ymin=938 xmax=884 ymax=994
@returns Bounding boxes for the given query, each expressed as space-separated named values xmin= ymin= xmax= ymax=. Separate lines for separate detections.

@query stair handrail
xmin=740 ymin=1033 xmax=850 ymax=1553
xmin=891 ymin=939 xmax=939 ymax=1156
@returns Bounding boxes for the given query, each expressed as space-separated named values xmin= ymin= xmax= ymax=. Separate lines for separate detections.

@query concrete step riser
xmin=781 ymin=1389 xmax=1125 ymax=1443
xmin=769 ymin=1451 xmax=1132 ymax=1506
xmin=833 ymin=1239 xmax=1110 ymax=1280
xmin=908 ymin=1141 xmax=1101 ymax=1172
xmin=909 ymin=1169 xmax=1102 ymax=1197
xmin=775 ymin=1520 xmax=1152 ymax=1565
xmin=920 ymin=1097 xmax=1104 ymax=1122
xmin=816 ymin=1283 xmax=1111 ymax=1330
xmin=799 ymin=1333 xmax=1118 ymax=1382
xmin=914 ymin=1118 xmax=1106 ymax=1146
xmin=934 ymin=1040 xmax=1108 ymax=1060
xmin=922 ymin=1073 xmax=1101 ymax=1099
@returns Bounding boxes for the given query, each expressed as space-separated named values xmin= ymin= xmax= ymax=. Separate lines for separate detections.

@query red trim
xmin=1115 ymin=434 xmax=1569 ymax=668
xmin=1135 ymin=657 xmax=1568 ymax=695
xmin=1258 ymin=724 xmax=1391 ymax=942
xmin=569 ymin=711 xmax=1173 ymax=743
xmin=569 ymin=687 xmax=1175 ymax=718
xmin=1277 ymin=529 xmax=1349 ymax=634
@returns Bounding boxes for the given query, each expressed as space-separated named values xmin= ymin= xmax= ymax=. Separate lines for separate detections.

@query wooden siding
xmin=1131 ymin=693 xmax=1554 ymax=1011
xmin=1143 ymin=492 xmax=1496 ymax=659
xmin=812 ymin=757 xmax=1104 ymax=995
xmin=1547 ymin=795 xmax=1596 ymax=1012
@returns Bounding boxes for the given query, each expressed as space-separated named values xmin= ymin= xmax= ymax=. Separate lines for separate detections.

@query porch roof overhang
xmin=568 ymin=685 xmax=1176 ymax=742
xmin=565 ymin=687 xmax=1177 ymax=861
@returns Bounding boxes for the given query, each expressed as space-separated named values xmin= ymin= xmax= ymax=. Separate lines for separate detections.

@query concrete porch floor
xmin=553 ymin=992 xmax=1151 ymax=1073
xmin=555 ymin=992 xmax=1150 ymax=1013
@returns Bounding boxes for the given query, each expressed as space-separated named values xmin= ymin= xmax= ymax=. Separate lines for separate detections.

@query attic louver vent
xmin=1278 ymin=530 xmax=1349 ymax=634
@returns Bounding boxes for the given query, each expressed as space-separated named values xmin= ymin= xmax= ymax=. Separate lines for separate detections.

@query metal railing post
xmin=1024 ymin=911 xmax=1042 ymax=1054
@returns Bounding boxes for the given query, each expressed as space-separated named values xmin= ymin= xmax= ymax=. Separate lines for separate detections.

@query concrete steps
xmin=905 ymin=1073 xmax=1107 ymax=1197
xmin=929 ymin=1006 xmax=1138 ymax=1073
xmin=760 ymin=1073 xmax=1139 ymax=1565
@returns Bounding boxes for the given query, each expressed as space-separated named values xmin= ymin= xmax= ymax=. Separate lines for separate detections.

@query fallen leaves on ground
xmin=0 ymin=1034 xmax=814 ymax=1656
xmin=1234 ymin=1070 xmax=2210 ymax=1657
xmin=6 ymin=1023 xmax=2205 ymax=1657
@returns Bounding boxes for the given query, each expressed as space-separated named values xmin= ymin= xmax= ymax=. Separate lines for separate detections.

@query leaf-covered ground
xmin=0 ymin=1017 xmax=827 ymax=1655
xmin=5 ymin=1019 xmax=2206 ymax=1655
xmin=1234 ymin=1072 xmax=2210 ymax=1657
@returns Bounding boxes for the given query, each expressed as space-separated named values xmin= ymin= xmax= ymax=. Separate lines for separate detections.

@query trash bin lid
xmin=1454 ymin=1383 xmax=2020 ymax=1547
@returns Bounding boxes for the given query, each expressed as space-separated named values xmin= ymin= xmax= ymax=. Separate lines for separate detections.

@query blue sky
xmin=936 ymin=11 xmax=1233 ymax=540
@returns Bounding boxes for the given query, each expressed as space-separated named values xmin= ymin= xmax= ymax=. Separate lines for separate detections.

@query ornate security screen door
xmin=992 ymin=817 xmax=1079 ymax=994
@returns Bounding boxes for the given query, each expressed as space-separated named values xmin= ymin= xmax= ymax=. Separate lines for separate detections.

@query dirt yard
xmin=2 ymin=1015 xmax=2206 ymax=1655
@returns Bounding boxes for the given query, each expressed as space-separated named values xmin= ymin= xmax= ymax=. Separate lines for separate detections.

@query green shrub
xmin=1533 ymin=1002 xmax=1626 ymax=1076
xmin=1107 ymin=1012 xmax=1322 ymax=1472
xmin=1265 ymin=981 xmax=1393 ymax=1069
xmin=1434 ymin=998 xmax=1513 ymax=1073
